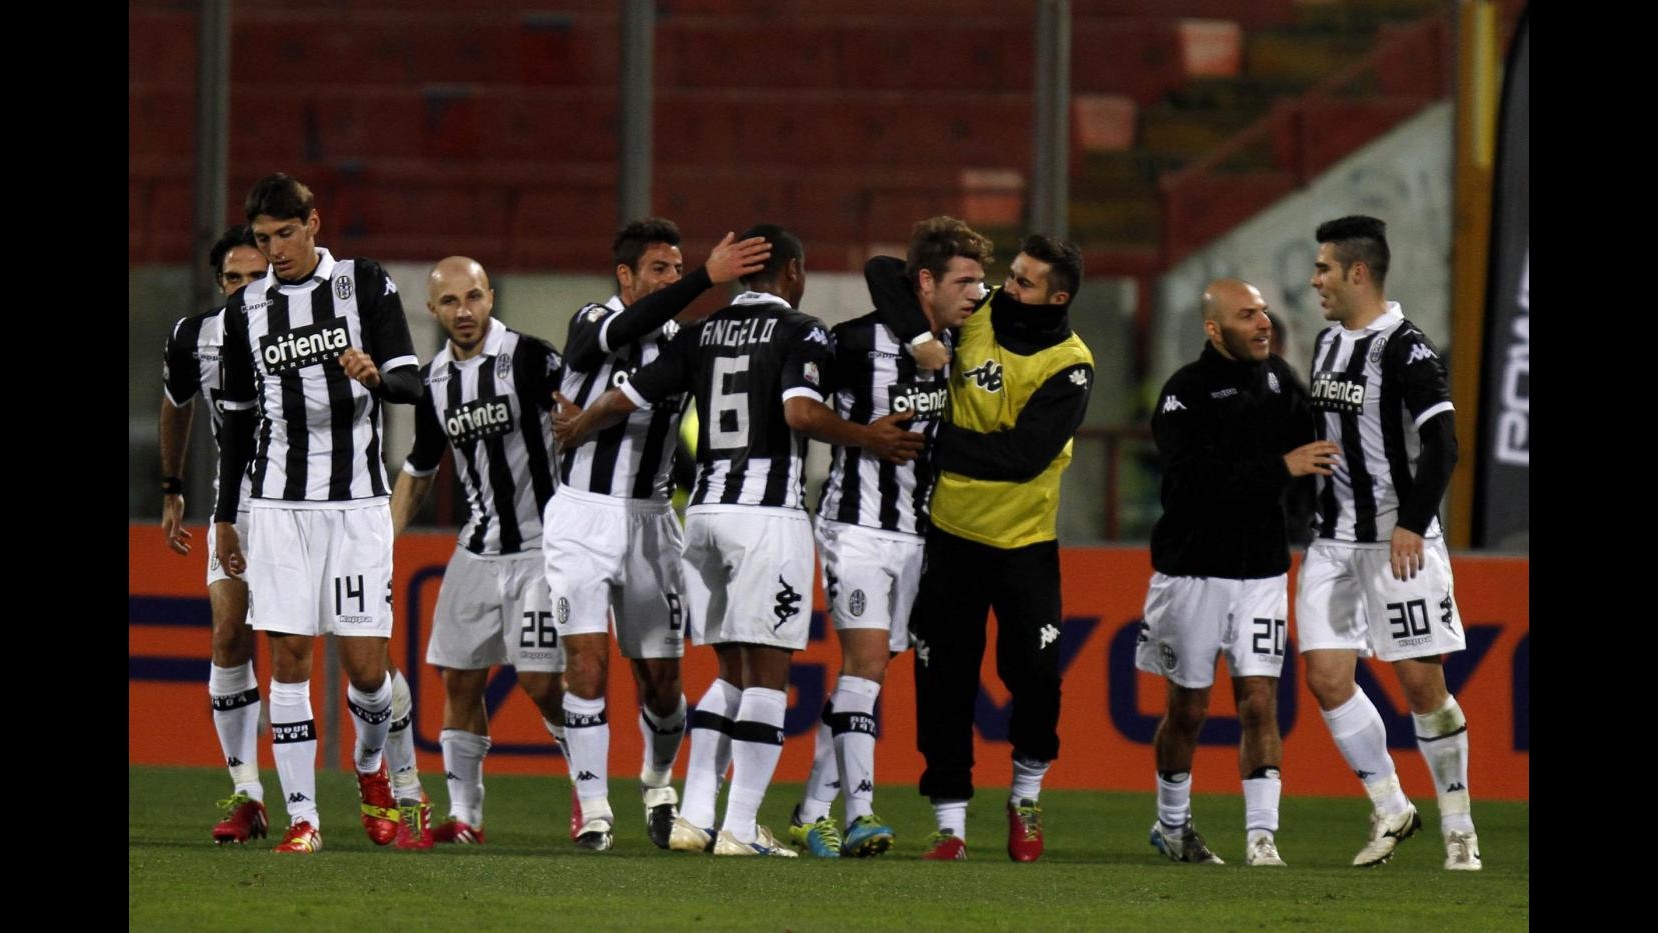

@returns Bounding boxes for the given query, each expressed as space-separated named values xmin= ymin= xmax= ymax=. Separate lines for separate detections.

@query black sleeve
xmin=214 ymin=408 xmax=255 ymax=522
xmin=1397 ymin=410 xmax=1458 ymax=535
xmin=624 ymin=323 xmax=697 ymax=408
xmin=219 ymin=303 xmax=256 ymax=407
xmin=1279 ymin=359 xmax=1316 ymax=450
xmin=1397 ymin=326 xmax=1454 ymax=420
xmin=1151 ymin=372 xmax=1292 ymax=507
xmin=162 ymin=314 xmax=204 ymax=406
xmin=864 ymin=255 xmax=929 ymax=344
xmin=564 ymin=266 xmax=714 ymax=372
xmin=402 ymin=372 xmax=450 ymax=476
xmin=933 ymin=363 xmax=1094 ymax=482
xmin=356 ymin=260 xmax=419 ymax=374
xmin=374 ymin=366 xmax=421 ymax=404
xmin=513 ymin=337 xmax=566 ymax=411
xmin=780 ymin=317 xmax=835 ymax=402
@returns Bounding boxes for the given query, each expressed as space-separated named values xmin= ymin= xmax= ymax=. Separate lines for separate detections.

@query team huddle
xmin=160 ymin=172 xmax=1478 ymax=869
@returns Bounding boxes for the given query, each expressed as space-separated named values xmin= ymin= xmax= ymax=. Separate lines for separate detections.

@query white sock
xmin=1413 ymin=696 xmax=1475 ymax=834
xmin=1010 ymin=754 xmax=1050 ymax=804
xmin=831 ymin=677 xmax=882 ymax=821
xmin=347 ymin=673 xmax=394 ymax=775
xmin=932 ymin=798 xmax=968 ymax=839
xmin=1321 ymin=690 xmax=1409 ymax=814
xmin=723 ymin=687 xmax=788 ymax=844
xmin=563 ymin=693 xmax=613 ymax=823
xmin=639 ymin=694 xmax=688 ymax=788
xmin=681 ymin=679 xmax=741 ymax=829
xmin=1156 ymin=771 xmax=1192 ymax=828
xmin=385 ymin=668 xmax=422 ymax=798
xmin=209 ymin=661 xmax=263 ymax=799
xmin=440 ymin=728 xmax=491 ymax=827
xmin=798 ymin=702 xmax=838 ymax=823
xmin=1243 ymin=767 xmax=1282 ymax=836
xmin=269 ymin=679 xmax=319 ymax=827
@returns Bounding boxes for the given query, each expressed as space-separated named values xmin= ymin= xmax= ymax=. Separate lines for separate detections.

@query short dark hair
xmin=208 ymin=224 xmax=255 ymax=273
xmin=737 ymin=223 xmax=804 ymax=288
xmin=1315 ymin=215 xmax=1390 ymax=285
xmin=906 ymin=216 xmax=994 ymax=289
xmin=1020 ymin=234 xmax=1083 ymax=300
xmin=244 ymin=173 xmax=315 ymax=223
xmin=612 ymin=217 xmax=682 ymax=273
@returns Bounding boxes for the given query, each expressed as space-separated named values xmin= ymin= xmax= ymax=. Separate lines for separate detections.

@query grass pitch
xmin=130 ymin=766 xmax=1527 ymax=930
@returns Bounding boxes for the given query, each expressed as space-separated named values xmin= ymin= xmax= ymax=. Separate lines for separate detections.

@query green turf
xmin=130 ymin=766 xmax=1527 ymax=930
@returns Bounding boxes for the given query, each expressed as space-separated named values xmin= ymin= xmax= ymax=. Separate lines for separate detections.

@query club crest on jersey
xmin=889 ymin=381 xmax=949 ymax=421
xmin=1268 ymin=371 xmax=1281 ymax=393
xmin=1368 ymin=335 xmax=1388 ymax=363
xmin=1310 ymin=370 xmax=1366 ymax=412
xmin=334 ymin=275 xmax=353 ymax=301
xmin=444 ymin=397 xmax=514 ymax=444
xmin=962 ymin=360 xmax=1003 ymax=392
xmin=803 ymin=361 xmax=821 ymax=386
xmin=849 ymin=589 xmax=866 ymax=617
xmin=496 ymin=352 xmax=512 ymax=380
xmin=585 ymin=305 xmax=607 ymax=323
xmin=259 ymin=321 xmax=350 ymax=373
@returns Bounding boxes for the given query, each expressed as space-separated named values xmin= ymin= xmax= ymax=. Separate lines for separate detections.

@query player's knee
xmin=1303 ymin=667 xmax=1353 ymax=707
xmin=1236 ymin=693 xmax=1277 ymax=731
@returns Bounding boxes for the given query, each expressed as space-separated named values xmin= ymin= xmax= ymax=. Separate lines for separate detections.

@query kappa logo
xmin=824 ymin=567 xmax=840 ymax=607
xmin=1440 ymin=594 xmax=1456 ymax=631
xmin=803 ymin=326 xmax=831 ymax=347
xmin=1160 ymin=395 xmax=1186 ymax=413
xmin=446 ymin=772 xmax=461 ymax=781
xmin=1407 ymin=343 xmax=1438 ymax=365
xmin=1069 ymin=368 xmax=1089 ymax=388
xmin=334 ymin=275 xmax=353 ymax=301
xmin=915 ymin=637 xmax=930 ymax=668
xmin=226 ymin=757 xmax=244 ymax=768
xmin=288 ymin=792 xmax=310 ymax=804
xmin=849 ymin=589 xmax=866 ymax=617
xmin=855 ymin=779 xmax=874 ymax=794
xmin=384 ymin=276 xmax=397 ymax=295
xmin=1353 ymin=769 xmax=1375 ymax=781
xmin=962 ymin=360 xmax=1004 ymax=392
xmin=576 ymin=771 xmax=599 ymax=782
xmin=773 ymin=577 xmax=803 ymax=629
xmin=1039 ymin=624 xmax=1060 ymax=649
xmin=1445 ymin=782 xmax=1466 ymax=792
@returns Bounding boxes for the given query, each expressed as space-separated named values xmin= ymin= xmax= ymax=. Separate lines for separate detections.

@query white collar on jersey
xmin=435 ymin=318 xmax=507 ymax=369
xmin=604 ymin=294 xmax=624 ymax=312
xmin=263 ymin=247 xmax=336 ymax=289
xmin=732 ymin=290 xmax=790 ymax=308
xmin=1346 ymin=300 xmax=1404 ymax=335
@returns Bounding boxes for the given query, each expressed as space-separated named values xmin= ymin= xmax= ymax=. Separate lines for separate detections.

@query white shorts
xmin=246 ymin=502 xmax=393 ymax=638
xmin=542 ymin=487 xmax=687 ymax=659
xmin=1295 ymin=539 xmax=1466 ymax=662
xmin=207 ymin=511 xmax=251 ymax=587
xmin=814 ymin=518 xmax=920 ymax=655
xmin=427 ymin=548 xmax=565 ymax=673
xmin=682 ymin=506 xmax=815 ymax=651
xmin=1135 ymin=572 xmax=1288 ymax=688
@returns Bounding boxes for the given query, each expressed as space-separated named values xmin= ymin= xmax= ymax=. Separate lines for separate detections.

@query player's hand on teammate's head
xmin=866 ymin=411 xmax=924 ymax=464
xmin=213 ymin=521 xmax=246 ymax=579
xmin=339 ymin=347 xmax=382 ymax=388
xmin=162 ymin=494 xmax=192 ymax=555
xmin=706 ymin=231 xmax=773 ymax=284
xmin=910 ymin=339 xmax=951 ymax=372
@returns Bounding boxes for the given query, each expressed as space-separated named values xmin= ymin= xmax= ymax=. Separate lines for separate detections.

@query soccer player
xmin=555 ymin=224 xmax=922 ymax=858
xmin=787 ymin=217 xmax=991 ymax=859
xmin=1138 ymin=279 xmax=1339 ymax=867
xmin=389 ymin=256 xmax=571 ymax=845
xmin=867 ymin=234 xmax=1093 ymax=862
xmin=160 ymin=224 xmax=273 ymax=844
xmin=545 ymin=220 xmax=770 ymax=851
xmin=1298 ymin=215 xmax=1480 ymax=870
xmin=213 ymin=173 xmax=423 ymax=854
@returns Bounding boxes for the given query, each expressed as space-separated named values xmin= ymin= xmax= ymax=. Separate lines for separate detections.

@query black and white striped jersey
xmin=556 ymin=294 xmax=686 ymax=500
xmin=815 ymin=312 xmax=950 ymax=535
xmin=403 ymin=323 xmax=563 ymax=555
xmin=1307 ymin=303 xmax=1454 ymax=543
xmin=623 ymin=291 xmax=836 ymax=511
xmin=220 ymin=249 xmax=419 ymax=504
xmin=162 ymin=306 xmax=255 ymax=512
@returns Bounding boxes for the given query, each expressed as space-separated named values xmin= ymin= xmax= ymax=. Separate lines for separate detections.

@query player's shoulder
xmin=781 ymin=309 xmax=832 ymax=342
xmin=1382 ymin=318 xmax=1444 ymax=367
xmin=1158 ymin=357 xmax=1208 ymax=402
xmin=167 ymin=305 xmax=224 ymax=345
xmin=570 ymin=300 xmax=614 ymax=327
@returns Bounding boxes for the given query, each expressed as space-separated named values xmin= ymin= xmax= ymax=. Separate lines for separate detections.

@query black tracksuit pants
xmin=912 ymin=527 xmax=1063 ymax=801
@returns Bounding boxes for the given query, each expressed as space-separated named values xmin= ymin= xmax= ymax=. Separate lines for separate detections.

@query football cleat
xmin=643 ymin=785 xmax=679 ymax=850
xmin=713 ymin=825 xmax=798 ymax=857
xmin=787 ymin=805 xmax=842 ymax=858
xmin=574 ymin=817 xmax=614 ymax=852
xmin=1444 ymin=830 xmax=1482 ymax=871
xmin=212 ymin=793 xmax=269 ymax=845
xmin=273 ymin=820 xmax=322 ymax=854
xmin=668 ymin=816 xmax=715 ymax=853
xmin=841 ymin=814 xmax=894 ymax=858
xmin=1352 ymin=805 xmax=1421 ymax=867
xmin=1007 ymin=799 xmax=1045 ymax=862
xmin=921 ymin=829 xmax=967 ymax=861
xmin=1149 ymin=820 xmax=1225 ymax=864
xmin=357 ymin=761 xmax=399 ymax=846
xmin=1244 ymin=833 xmax=1287 ymax=867
xmin=394 ymin=797 xmax=433 ymax=850
xmin=431 ymin=818 xmax=486 ymax=844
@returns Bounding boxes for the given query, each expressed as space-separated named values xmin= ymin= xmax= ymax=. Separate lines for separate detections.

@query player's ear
xmin=305 ymin=209 xmax=320 ymax=237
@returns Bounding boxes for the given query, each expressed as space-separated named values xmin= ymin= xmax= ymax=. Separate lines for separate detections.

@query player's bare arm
xmin=1283 ymin=440 xmax=1341 ymax=477
xmin=782 ymin=397 xmax=922 ymax=464
xmin=159 ymin=398 xmax=194 ymax=555
xmin=389 ymin=471 xmax=436 ymax=539
xmin=553 ymin=390 xmax=638 ymax=447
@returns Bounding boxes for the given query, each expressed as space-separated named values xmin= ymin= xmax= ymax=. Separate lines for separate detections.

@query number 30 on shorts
xmin=1252 ymin=617 xmax=1287 ymax=656
xmin=521 ymin=611 xmax=557 ymax=649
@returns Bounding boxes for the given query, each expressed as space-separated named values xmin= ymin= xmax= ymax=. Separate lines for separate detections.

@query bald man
xmin=1137 ymin=279 xmax=1339 ymax=867
xmin=389 ymin=257 xmax=569 ymax=845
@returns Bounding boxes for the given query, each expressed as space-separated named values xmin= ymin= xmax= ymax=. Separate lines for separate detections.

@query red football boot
xmin=921 ymin=829 xmax=968 ymax=861
xmin=1007 ymin=798 xmax=1044 ymax=862
xmin=212 ymin=793 xmax=269 ymax=845
xmin=357 ymin=761 xmax=399 ymax=846
xmin=273 ymin=820 xmax=323 ymax=854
